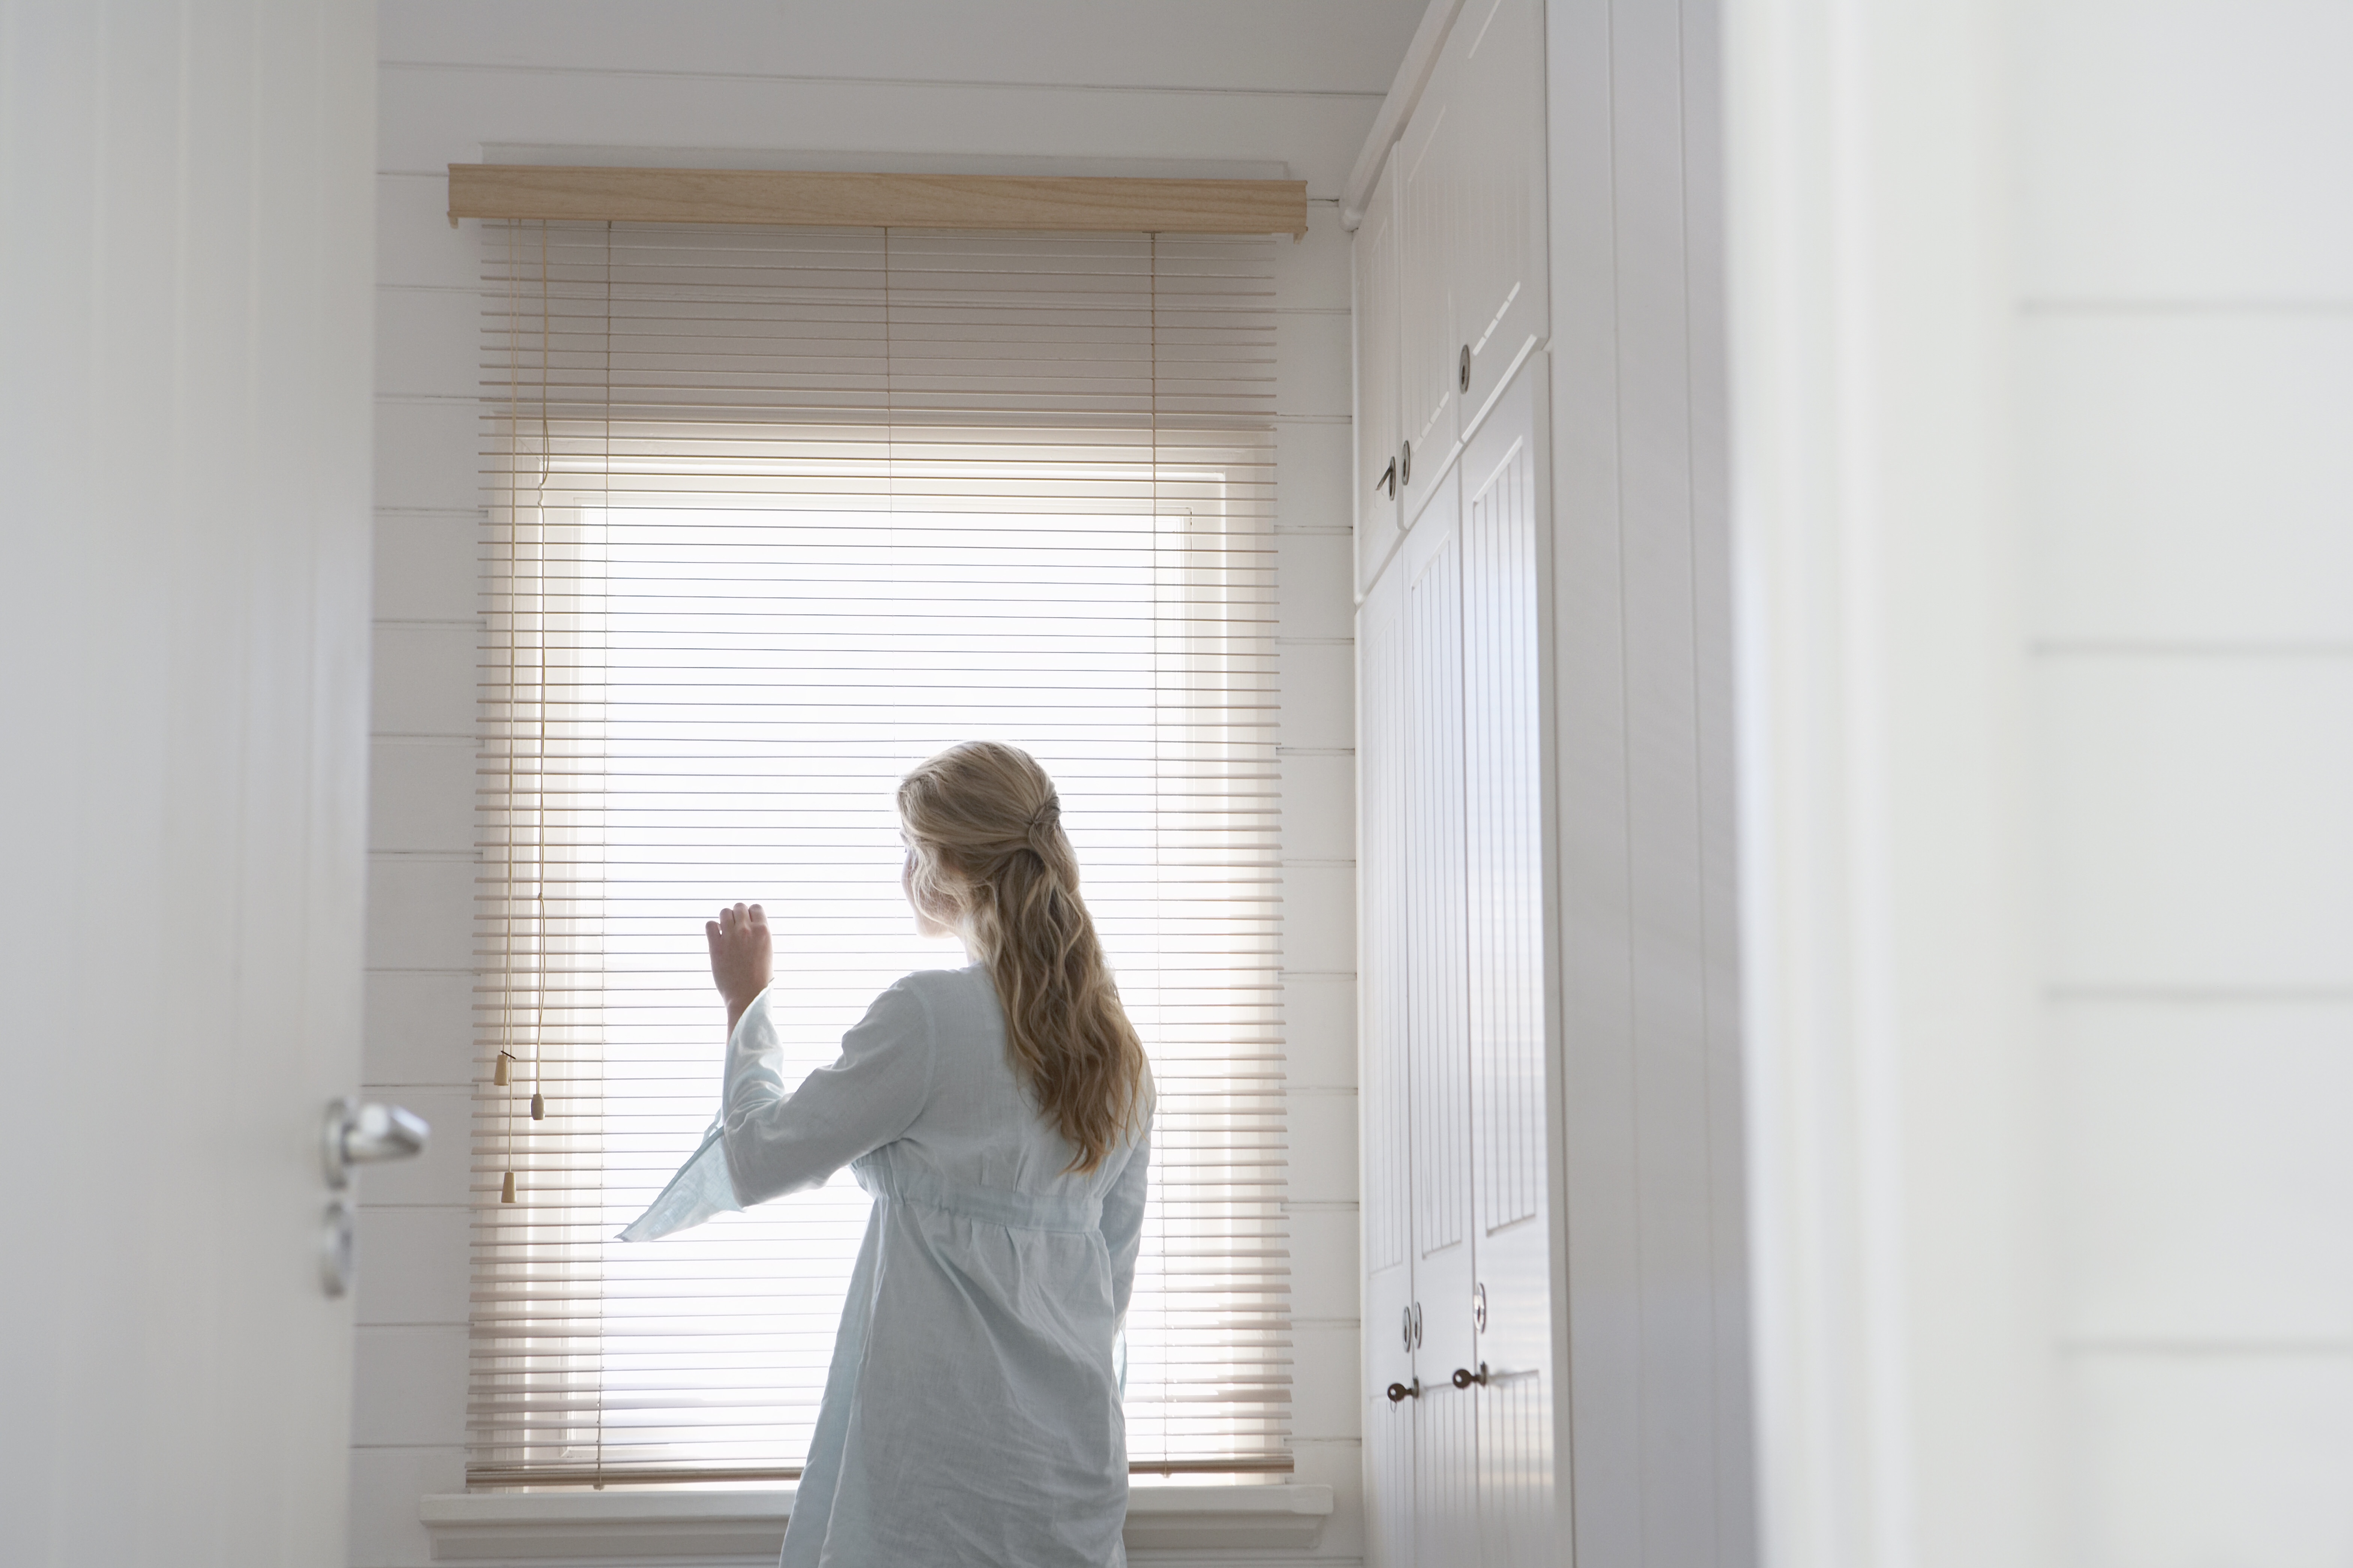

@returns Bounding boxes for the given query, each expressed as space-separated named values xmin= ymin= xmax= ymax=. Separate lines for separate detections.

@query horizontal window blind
xmin=471 ymin=220 xmax=1289 ymax=1487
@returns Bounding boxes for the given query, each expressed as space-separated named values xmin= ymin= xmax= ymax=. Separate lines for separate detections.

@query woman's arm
xmin=720 ymin=975 xmax=938 ymax=1208
xmin=1100 ymin=1135 xmax=1151 ymax=1320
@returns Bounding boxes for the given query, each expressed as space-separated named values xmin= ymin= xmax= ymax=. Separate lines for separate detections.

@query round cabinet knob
xmin=1386 ymin=1379 xmax=1421 ymax=1403
xmin=1450 ymin=1363 xmax=1490 ymax=1390
xmin=1459 ymin=343 xmax=1472 ymax=392
xmin=1400 ymin=440 xmax=1412 ymax=487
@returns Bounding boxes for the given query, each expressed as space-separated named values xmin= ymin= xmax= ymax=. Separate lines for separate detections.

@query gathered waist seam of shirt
xmin=859 ymin=1155 xmax=1104 ymax=1233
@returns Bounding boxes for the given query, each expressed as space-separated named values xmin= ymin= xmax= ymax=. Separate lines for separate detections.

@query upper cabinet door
xmin=1451 ymin=0 xmax=1548 ymax=420
xmin=1355 ymin=155 xmax=1404 ymax=598
xmin=1395 ymin=69 xmax=1461 ymax=531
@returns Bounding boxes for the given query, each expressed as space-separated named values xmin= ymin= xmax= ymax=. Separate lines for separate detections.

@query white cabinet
xmin=1379 ymin=0 xmax=1548 ymax=541
xmin=1396 ymin=89 xmax=1460 ymax=530
xmin=1355 ymin=2 xmax=1557 ymax=1557
xmin=1359 ymin=363 xmax=1555 ymax=1568
xmin=1449 ymin=0 xmax=1546 ymax=419
xmin=1356 ymin=2 xmax=1756 ymax=1561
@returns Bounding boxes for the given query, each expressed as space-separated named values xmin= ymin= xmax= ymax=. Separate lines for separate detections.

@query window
xmin=470 ymin=221 xmax=1289 ymax=1485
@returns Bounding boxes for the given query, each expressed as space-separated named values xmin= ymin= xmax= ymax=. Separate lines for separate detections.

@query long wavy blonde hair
xmin=898 ymin=742 xmax=1150 ymax=1172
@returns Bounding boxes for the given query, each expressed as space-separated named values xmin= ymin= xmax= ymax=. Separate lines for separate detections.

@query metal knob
xmin=1400 ymin=440 xmax=1412 ymax=486
xmin=1459 ymin=343 xmax=1472 ymax=392
xmin=1386 ymin=1379 xmax=1421 ymax=1403
xmin=1451 ymin=1362 xmax=1490 ymax=1390
xmin=323 ymin=1097 xmax=431 ymax=1190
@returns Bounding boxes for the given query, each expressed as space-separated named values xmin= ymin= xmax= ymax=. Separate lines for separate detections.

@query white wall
xmin=2018 ymin=4 xmax=2353 ymax=1562
xmin=0 ymin=2 xmax=378 ymax=1563
xmin=1728 ymin=2 xmax=2353 ymax=1566
xmin=351 ymin=4 xmax=1416 ymax=1563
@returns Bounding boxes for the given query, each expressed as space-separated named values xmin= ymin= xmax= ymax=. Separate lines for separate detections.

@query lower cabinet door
xmin=1365 ymin=1381 xmax=1418 ymax=1568
xmin=1414 ymin=1379 xmax=1482 ymax=1568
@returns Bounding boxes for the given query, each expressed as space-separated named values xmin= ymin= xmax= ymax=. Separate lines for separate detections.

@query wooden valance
xmin=447 ymin=165 xmax=1308 ymax=236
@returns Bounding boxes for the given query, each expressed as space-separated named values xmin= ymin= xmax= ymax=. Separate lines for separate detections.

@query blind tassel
xmin=501 ymin=1170 xmax=517 ymax=1204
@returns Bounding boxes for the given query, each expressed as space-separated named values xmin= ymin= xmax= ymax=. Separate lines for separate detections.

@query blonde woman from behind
xmin=690 ymin=741 xmax=1153 ymax=1568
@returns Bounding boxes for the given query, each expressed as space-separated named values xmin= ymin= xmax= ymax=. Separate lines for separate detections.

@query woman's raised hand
xmin=706 ymin=902 xmax=772 ymax=1032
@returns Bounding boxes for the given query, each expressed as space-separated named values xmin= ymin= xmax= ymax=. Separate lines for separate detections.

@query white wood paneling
xmin=2014 ymin=0 xmax=2353 ymax=300
xmin=2059 ymin=1353 xmax=2353 ymax=1568
xmin=2021 ymin=316 xmax=2353 ymax=644
xmin=1549 ymin=0 xmax=1756 ymax=1564
xmin=2054 ymin=1000 xmax=2353 ymax=1343
xmin=2035 ymin=656 xmax=2353 ymax=989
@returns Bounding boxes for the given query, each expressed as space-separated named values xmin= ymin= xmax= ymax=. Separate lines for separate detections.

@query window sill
xmin=419 ymin=1482 xmax=1333 ymax=1560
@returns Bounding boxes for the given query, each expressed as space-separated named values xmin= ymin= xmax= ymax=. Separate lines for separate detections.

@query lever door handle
xmin=1386 ymin=1379 xmax=1421 ymax=1403
xmin=323 ymin=1098 xmax=431 ymax=1189
xmin=1451 ymin=1362 xmax=1490 ymax=1389
xmin=1377 ymin=457 xmax=1397 ymax=499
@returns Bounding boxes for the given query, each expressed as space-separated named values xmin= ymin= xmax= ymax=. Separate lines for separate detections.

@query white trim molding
xmin=420 ymin=1482 xmax=1335 ymax=1561
xmin=1338 ymin=0 xmax=1467 ymax=228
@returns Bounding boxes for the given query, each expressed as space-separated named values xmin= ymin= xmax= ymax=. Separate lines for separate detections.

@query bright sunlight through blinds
xmin=470 ymin=221 xmax=1289 ymax=1487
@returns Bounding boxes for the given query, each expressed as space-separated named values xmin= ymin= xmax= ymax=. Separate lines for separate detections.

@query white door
xmin=1400 ymin=476 xmax=1483 ymax=1566
xmin=0 ymin=8 xmax=379 ymax=1564
xmin=1396 ymin=74 xmax=1462 ymax=530
xmin=1358 ymin=562 xmax=1418 ymax=1568
xmin=1450 ymin=0 xmax=1549 ymax=419
xmin=1460 ymin=364 xmax=1558 ymax=1567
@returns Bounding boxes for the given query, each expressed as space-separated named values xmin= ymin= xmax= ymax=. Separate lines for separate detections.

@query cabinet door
xmin=1461 ymin=362 xmax=1556 ymax=1567
xmin=1355 ymin=155 xmax=1404 ymax=597
xmin=1452 ymin=0 xmax=1548 ymax=419
xmin=1401 ymin=473 xmax=1481 ymax=1563
xmin=1358 ymin=561 xmax=1416 ymax=1568
xmin=1395 ymin=73 xmax=1461 ymax=532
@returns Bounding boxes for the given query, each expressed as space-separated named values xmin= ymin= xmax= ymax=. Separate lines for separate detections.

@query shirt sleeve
xmin=1100 ymin=1132 xmax=1152 ymax=1321
xmin=722 ymin=976 xmax=938 ymax=1209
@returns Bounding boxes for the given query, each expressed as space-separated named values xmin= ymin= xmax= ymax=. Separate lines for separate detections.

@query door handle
xmin=1386 ymin=1379 xmax=1422 ymax=1403
xmin=1451 ymin=1362 xmax=1490 ymax=1389
xmin=322 ymin=1097 xmax=430 ymax=1189
xmin=1378 ymin=456 xmax=1397 ymax=499
xmin=320 ymin=1098 xmax=432 ymax=1299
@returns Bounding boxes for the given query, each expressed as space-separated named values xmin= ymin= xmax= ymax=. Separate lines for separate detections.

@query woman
xmin=636 ymin=741 xmax=1153 ymax=1568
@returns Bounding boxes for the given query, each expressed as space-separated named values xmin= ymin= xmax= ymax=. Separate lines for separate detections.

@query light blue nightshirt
xmin=623 ymin=964 xmax=1151 ymax=1568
